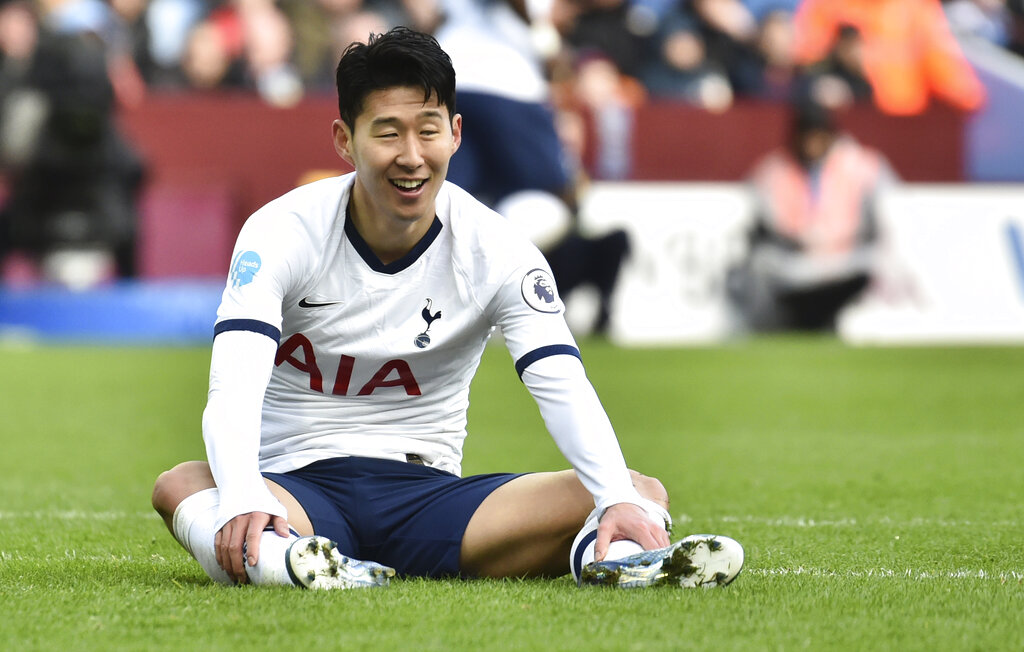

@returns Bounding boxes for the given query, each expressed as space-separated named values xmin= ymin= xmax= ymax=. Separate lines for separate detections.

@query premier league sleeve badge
xmin=520 ymin=268 xmax=562 ymax=314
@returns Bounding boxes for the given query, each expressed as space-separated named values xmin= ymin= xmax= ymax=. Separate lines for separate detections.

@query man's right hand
xmin=215 ymin=511 xmax=290 ymax=583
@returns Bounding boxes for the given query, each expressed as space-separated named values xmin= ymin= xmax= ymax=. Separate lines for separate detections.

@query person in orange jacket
xmin=792 ymin=0 xmax=986 ymax=115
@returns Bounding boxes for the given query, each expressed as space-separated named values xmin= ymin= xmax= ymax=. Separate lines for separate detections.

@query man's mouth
xmin=391 ymin=179 xmax=426 ymax=191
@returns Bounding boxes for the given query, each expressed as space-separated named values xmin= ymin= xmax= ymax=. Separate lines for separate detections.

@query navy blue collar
xmin=344 ymin=211 xmax=444 ymax=274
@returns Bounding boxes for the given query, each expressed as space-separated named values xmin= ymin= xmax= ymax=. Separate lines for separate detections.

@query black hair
xmin=791 ymin=99 xmax=836 ymax=136
xmin=335 ymin=27 xmax=457 ymax=131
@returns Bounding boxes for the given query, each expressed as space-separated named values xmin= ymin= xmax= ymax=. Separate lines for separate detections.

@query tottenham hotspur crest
xmin=415 ymin=298 xmax=442 ymax=348
xmin=521 ymin=268 xmax=561 ymax=314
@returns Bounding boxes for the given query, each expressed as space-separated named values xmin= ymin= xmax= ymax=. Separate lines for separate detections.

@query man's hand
xmin=215 ymin=511 xmax=290 ymax=583
xmin=594 ymin=502 xmax=670 ymax=562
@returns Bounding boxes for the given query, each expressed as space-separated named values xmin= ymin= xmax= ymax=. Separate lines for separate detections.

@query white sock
xmin=569 ymin=501 xmax=673 ymax=584
xmin=171 ymin=488 xmax=300 ymax=586
xmin=243 ymin=527 xmax=300 ymax=586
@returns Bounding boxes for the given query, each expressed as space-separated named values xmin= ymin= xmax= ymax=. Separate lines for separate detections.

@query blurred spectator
xmin=180 ymin=13 xmax=246 ymax=90
xmin=278 ymin=0 xmax=341 ymax=89
xmin=174 ymin=1 xmax=305 ymax=105
xmin=571 ymin=52 xmax=647 ymax=178
xmin=799 ymin=23 xmax=874 ymax=110
xmin=561 ymin=0 xmax=649 ymax=79
xmin=0 ymin=0 xmax=36 ymax=90
xmin=0 ymin=0 xmax=145 ymax=284
xmin=728 ymin=102 xmax=897 ymax=331
xmin=690 ymin=0 xmax=758 ymax=82
xmin=731 ymin=8 xmax=799 ymax=102
xmin=279 ymin=0 xmax=421 ymax=92
xmin=104 ymin=0 xmax=150 ymax=107
xmin=743 ymin=0 xmax=800 ymax=21
xmin=792 ymin=0 xmax=986 ymax=115
xmin=943 ymin=0 xmax=1011 ymax=45
xmin=145 ymin=0 xmax=204 ymax=86
xmin=639 ymin=8 xmax=734 ymax=110
xmin=326 ymin=2 xmax=395 ymax=66
xmin=238 ymin=0 xmax=303 ymax=106
xmin=1009 ymin=0 xmax=1024 ymax=56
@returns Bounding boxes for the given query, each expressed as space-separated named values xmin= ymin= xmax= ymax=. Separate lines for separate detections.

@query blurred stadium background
xmin=0 ymin=0 xmax=1022 ymax=344
xmin=1 ymin=5 xmax=1022 ymax=648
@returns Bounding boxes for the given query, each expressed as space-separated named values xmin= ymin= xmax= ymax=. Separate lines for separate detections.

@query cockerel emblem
xmin=415 ymin=298 xmax=442 ymax=348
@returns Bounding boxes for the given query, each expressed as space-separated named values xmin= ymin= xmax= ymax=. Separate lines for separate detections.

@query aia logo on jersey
xmin=415 ymin=298 xmax=442 ymax=348
xmin=521 ymin=268 xmax=561 ymax=313
xmin=276 ymin=333 xmax=422 ymax=396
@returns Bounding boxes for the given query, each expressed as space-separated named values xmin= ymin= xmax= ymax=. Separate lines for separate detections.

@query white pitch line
xmin=0 ymin=510 xmax=159 ymax=520
xmin=749 ymin=567 xmax=1024 ymax=582
xmin=0 ymin=552 xmax=176 ymax=563
xmin=674 ymin=514 xmax=1020 ymax=528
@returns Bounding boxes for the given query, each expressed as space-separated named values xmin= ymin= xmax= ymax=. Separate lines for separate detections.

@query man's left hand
xmin=594 ymin=502 xmax=670 ymax=561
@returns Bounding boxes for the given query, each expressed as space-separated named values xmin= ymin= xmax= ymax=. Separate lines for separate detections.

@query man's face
xmin=333 ymin=86 xmax=461 ymax=227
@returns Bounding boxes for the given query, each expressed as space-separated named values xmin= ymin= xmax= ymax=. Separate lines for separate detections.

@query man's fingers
xmin=214 ymin=528 xmax=226 ymax=576
xmin=228 ymin=524 xmax=248 ymax=582
xmin=594 ymin=522 xmax=613 ymax=562
xmin=244 ymin=513 xmax=271 ymax=569
xmin=655 ymin=527 xmax=671 ymax=548
xmin=271 ymin=515 xmax=290 ymax=538
xmin=636 ymin=525 xmax=664 ymax=551
xmin=217 ymin=520 xmax=245 ymax=583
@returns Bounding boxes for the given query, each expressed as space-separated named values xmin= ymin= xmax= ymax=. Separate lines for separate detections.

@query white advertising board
xmin=578 ymin=182 xmax=1024 ymax=345
xmin=578 ymin=182 xmax=752 ymax=345
xmin=838 ymin=185 xmax=1024 ymax=344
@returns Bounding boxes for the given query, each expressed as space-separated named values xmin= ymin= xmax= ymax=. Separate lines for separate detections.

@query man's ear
xmin=333 ymin=119 xmax=355 ymax=166
xmin=450 ymin=113 xmax=462 ymax=155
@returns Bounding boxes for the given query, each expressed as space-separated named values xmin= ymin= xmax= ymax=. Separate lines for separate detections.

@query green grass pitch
xmin=1 ymin=337 xmax=1021 ymax=650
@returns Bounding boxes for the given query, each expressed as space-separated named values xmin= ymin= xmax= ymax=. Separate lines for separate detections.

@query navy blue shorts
xmin=446 ymin=91 xmax=569 ymax=205
xmin=263 ymin=457 xmax=522 ymax=578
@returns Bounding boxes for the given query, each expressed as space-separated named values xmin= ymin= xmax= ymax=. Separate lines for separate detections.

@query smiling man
xmin=151 ymin=27 xmax=742 ymax=590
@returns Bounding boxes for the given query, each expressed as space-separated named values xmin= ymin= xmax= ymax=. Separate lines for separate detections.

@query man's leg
xmin=151 ymin=461 xmax=392 ymax=589
xmin=151 ymin=460 xmax=313 ymax=536
xmin=460 ymin=469 xmax=668 ymax=578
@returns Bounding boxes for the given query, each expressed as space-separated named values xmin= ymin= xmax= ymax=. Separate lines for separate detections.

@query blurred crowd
xmin=0 ymin=0 xmax=1017 ymax=113
xmin=0 ymin=0 xmax=1016 ymax=292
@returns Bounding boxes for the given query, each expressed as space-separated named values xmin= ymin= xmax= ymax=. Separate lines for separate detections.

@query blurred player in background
xmin=151 ymin=27 xmax=742 ymax=590
xmin=431 ymin=0 xmax=631 ymax=335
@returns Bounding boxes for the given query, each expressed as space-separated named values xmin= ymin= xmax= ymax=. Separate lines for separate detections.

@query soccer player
xmin=150 ymin=27 xmax=743 ymax=590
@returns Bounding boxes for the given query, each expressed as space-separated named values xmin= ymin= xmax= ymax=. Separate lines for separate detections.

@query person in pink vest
xmin=729 ymin=101 xmax=897 ymax=331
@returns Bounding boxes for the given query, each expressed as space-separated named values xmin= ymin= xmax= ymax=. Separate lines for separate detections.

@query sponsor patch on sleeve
xmin=230 ymin=250 xmax=262 ymax=288
xmin=520 ymin=268 xmax=562 ymax=313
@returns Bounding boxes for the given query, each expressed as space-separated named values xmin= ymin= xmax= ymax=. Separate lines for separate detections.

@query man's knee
xmin=629 ymin=470 xmax=669 ymax=511
xmin=151 ymin=460 xmax=214 ymax=519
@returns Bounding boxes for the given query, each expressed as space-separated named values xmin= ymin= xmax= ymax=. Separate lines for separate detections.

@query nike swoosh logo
xmin=298 ymin=298 xmax=343 ymax=308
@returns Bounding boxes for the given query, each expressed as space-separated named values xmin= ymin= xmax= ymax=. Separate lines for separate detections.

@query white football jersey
xmin=214 ymin=173 xmax=577 ymax=476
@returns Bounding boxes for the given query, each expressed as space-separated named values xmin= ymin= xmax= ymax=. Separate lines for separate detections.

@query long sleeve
xmin=520 ymin=353 xmax=646 ymax=514
xmin=202 ymin=329 xmax=287 ymax=531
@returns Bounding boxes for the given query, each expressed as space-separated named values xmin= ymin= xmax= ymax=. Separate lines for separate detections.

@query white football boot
xmin=285 ymin=536 xmax=395 ymax=589
xmin=579 ymin=534 xmax=744 ymax=589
